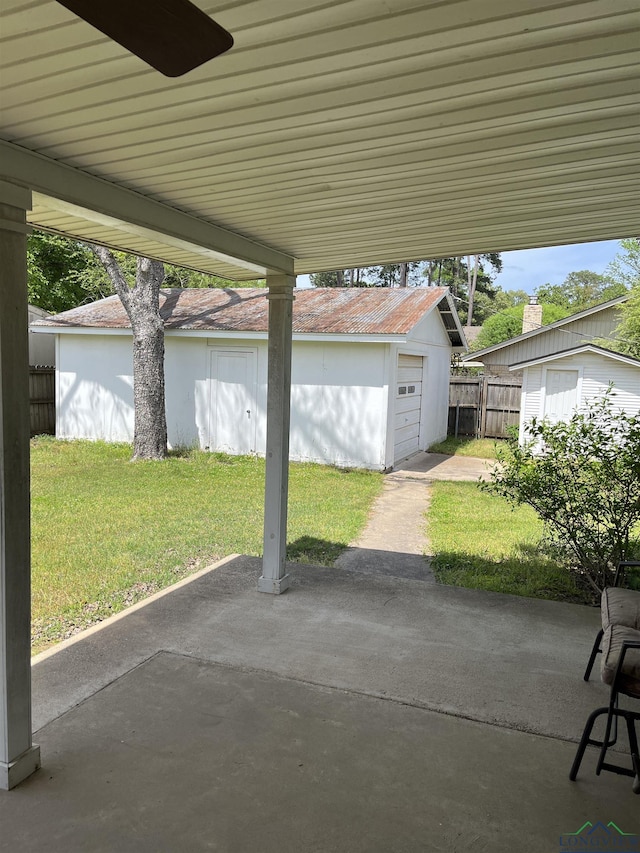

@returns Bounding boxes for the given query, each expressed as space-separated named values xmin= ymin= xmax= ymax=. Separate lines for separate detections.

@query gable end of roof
xmin=509 ymin=344 xmax=640 ymax=371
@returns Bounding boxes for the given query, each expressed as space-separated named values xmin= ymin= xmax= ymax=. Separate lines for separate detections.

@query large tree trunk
xmin=425 ymin=261 xmax=434 ymax=286
xmin=92 ymin=248 xmax=167 ymax=460
xmin=398 ymin=263 xmax=409 ymax=287
xmin=129 ymin=267 xmax=167 ymax=460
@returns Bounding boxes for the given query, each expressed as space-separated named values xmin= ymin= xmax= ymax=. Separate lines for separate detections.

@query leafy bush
xmin=482 ymin=391 xmax=640 ymax=592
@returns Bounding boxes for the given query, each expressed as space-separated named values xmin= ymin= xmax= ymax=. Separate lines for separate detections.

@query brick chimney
xmin=522 ymin=296 xmax=543 ymax=334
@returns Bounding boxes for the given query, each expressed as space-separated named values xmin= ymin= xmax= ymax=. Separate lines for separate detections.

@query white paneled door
xmin=543 ymin=369 xmax=579 ymax=422
xmin=209 ymin=348 xmax=257 ymax=454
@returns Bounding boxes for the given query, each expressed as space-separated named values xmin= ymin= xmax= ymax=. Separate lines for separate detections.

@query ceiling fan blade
xmin=56 ymin=0 xmax=233 ymax=77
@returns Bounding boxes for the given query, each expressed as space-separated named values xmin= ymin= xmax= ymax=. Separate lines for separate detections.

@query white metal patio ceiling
xmin=1 ymin=0 xmax=639 ymax=278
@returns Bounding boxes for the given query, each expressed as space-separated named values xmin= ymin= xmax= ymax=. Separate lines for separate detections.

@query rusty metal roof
xmin=37 ymin=287 xmax=459 ymax=339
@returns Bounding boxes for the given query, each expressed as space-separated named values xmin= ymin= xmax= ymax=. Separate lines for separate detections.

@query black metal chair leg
xmin=627 ymin=716 xmax=640 ymax=795
xmin=584 ymin=628 xmax=603 ymax=681
xmin=570 ymin=707 xmax=605 ymax=781
xmin=596 ymin=694 xmax=620 ymax=776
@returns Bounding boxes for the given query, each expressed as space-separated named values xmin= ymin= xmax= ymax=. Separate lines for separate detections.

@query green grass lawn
xmin=427 ymin=436 xmax=503 ymax=459
xmin=31 ymin=438 xmax=382 ymax=653
xmin=427 ymin=481 xmax=593 ymax=605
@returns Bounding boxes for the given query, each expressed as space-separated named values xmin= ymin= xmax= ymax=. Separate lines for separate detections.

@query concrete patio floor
xmin=3 ymin=556 xmax=639 ymax=851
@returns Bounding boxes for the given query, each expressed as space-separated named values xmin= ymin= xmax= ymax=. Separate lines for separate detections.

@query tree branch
xmin=91 ymin=245 xmax=133 ymax=316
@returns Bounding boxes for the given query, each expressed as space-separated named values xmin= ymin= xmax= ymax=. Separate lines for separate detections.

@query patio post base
xmin=0 ymin=744 xmax=41 ymax=790
xmin=258 ymin=573 xmax=291 ymax=595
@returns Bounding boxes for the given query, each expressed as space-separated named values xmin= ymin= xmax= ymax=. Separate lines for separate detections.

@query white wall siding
xmin=55 ymin=317 xmax=456 ymax=469
xmin=518 ymin=366 xmax=543 ymax=442
xmin=56 ymin=333 xmax=394 ymax=469
xmin=289 ymin=341 xmax=388 ymax=468
xmin=576 ymin=354 xmax=640 ymax=415
xmin=57 ymin=334 xmax=134 ymax=442
xmin=166 ymin=336 xmax=210 ymax=450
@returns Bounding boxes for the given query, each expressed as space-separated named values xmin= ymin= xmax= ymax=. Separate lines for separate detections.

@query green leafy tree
xmin=309 ymin=269 xmax=347 ymax=287
xmin=310 ymin=264 xmax=418 ymax=288
xmin=27 ymin=231 xmax=113 ymax=312
xmin=466 ymin=289 xmax=527 ymax=328
xmin=607 ymin=237 xmax=640 ymax=290
xmin=466 ymin=289 xmax=530 ymax=330
xmin=534 ymin=270 xmax=626 ymax=313
xmin=614 ymin=283 xmax=640 ymax=358
xmin=421 ymin=254 xmax=502 ymax=325
xmin=482 ymin=391 xmax=640 ymax=592
xmin=495 ymin=289 xmax=530 ymax=309
xmin=607 ymin=239 xmax=640 ymax=358
xmin=465 ymin=292 xmax=495 ymax=327
xmin=27 ymin=230 xmax=266 ymax=316
xmin=471 ymin=303 xmax=568 ymax=350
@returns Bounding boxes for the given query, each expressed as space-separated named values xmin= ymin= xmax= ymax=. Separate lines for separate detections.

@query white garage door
xmin=394 ymin=354 xmax=423 ymax=463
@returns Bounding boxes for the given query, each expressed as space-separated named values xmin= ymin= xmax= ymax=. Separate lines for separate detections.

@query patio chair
xmin=583 ymin=562 xmax=640 ymax=682
xmin=571 ymin=561 xmax=640 ymax=794
xmin=570 ymin=630 xmax=640 ymax=793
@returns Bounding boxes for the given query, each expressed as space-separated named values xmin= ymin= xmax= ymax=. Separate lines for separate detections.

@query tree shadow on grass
xmin=286 ymin=536 xmax=347 ymax=567
xmin=431 ymin=548 xmax=596 ymax=606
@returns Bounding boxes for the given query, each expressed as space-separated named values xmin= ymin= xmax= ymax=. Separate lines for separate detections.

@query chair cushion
xmin=601 ymin=625 xmax=640 ymax=699
xmin=601 ymin=587 xmax=640 ymax=630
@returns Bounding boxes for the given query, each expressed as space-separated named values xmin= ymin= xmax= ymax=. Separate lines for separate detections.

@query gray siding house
xmin=463 ymin=294 xmax=629 ymax=377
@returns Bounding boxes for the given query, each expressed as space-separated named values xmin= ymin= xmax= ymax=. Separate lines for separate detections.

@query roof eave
xmin=510 ymin=344 xmax=640 ymax=371
xmin=33 ymin=325 xmax=409 ymax=344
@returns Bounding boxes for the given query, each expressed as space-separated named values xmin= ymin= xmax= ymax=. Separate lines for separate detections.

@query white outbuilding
xmin=511 ymin=344 xmax=640 ymax=443
xmin=34 ymin=286 xmax=466 ymax=471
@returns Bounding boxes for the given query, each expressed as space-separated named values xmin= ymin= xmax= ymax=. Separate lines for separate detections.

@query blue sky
xmin=492 ymin=239 xmax=623 ymax=295
xmin=297 ymin=238 xmax=625 ymax=293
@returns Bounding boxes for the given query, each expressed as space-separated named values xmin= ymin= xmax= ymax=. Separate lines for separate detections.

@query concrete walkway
xmin=335 ymin=452 xmax=491 ymax=582
xmin=334 ymin=476 xmax=436 ymax=581
xmin=3 ymin=556 xmax=638 ymax=852
xmin=393 ymin=450 xmax=493 ymax=482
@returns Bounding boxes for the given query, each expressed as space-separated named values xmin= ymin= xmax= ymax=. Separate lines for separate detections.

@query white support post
xmin=0 ymin=180 xmax=41 ymax=789
xmin=258 ymin=274 xmax=295 ymax=594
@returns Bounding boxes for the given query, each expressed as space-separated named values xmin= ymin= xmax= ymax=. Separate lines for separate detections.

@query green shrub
xmin=482 ymin=390 xmax=640 ymax=592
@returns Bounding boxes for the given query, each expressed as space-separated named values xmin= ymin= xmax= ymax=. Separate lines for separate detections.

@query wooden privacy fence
xmin=448 ymin=375 xmax=522 ymax=439
xmin=29 ymin=367 xmax=55 ymax=437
